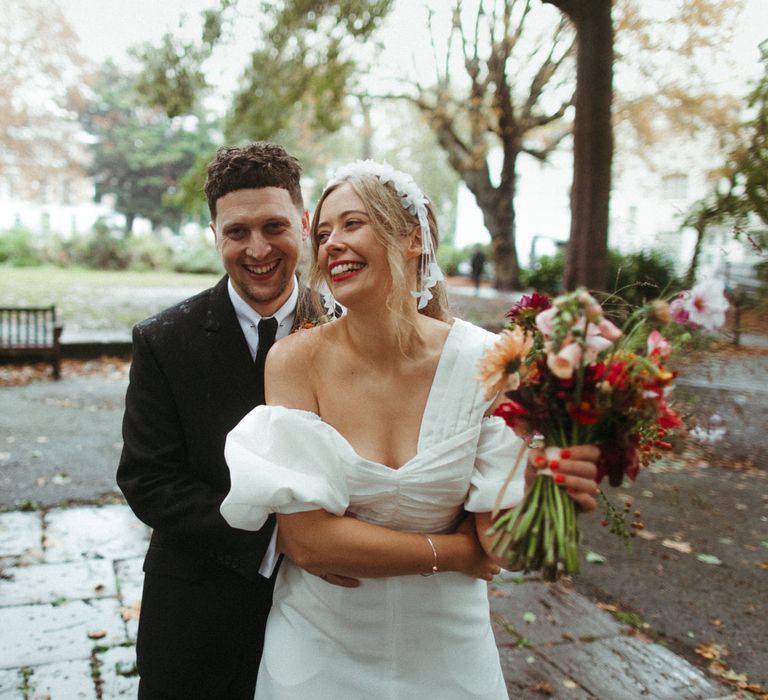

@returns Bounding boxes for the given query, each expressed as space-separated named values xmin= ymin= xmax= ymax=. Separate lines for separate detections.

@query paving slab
xmin=498 ymin=645 xmax=592 ymax=699
xmin=0 ymin=559 xmax=116 ymax=607
xmin=0 ymin=599 xmax=127 ymax=669
xmin=490 ymin=579 xmax=623 ymax=644
xmin=24 ymin=659 xmax=95 ymax=699
xmin=0 ymin=511 xmax=43 ymax=562
xmin=114 ymin=557 xmax=143 ymax=641
xmin=543 ymin=635 xmax=731 ymax=700
xmin=43 ymin=505 xmax=149 ymax=564
xmin=0 ymin=669 xmax=21 ymax=699
xmin=99 ymin=645 xmax=139 ymax=699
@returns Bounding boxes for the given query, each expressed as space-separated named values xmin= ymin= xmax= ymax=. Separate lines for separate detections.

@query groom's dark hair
xmin=204 ymin=142 xmax=304 ymax=219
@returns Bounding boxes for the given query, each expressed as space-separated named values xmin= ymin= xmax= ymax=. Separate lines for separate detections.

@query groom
xmin=117 ymin=142 xmax=328 ymax=699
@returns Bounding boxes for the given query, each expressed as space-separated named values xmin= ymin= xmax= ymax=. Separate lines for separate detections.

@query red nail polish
xmin=534 ymin=456 xmax=546 ymax=467
xmin=555 ymin=474 xmax=566 ymax=484
xmin=549 ymin=460 xmax=560 ymax=470
xmin=560 ymin=449 xmax=571 ymax=459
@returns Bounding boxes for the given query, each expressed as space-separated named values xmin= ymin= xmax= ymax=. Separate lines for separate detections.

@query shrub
xmin=522 ymin=249 xmax=682 ymax=306
xmin=171 ymin=236 xmax=223 ymax=274
xmin=437 ymin=244 xmax=467 ymax=277
xmin=607 ymin=250 xmax=682 ymax=307
xmin=522 ymin=252 xmax=565 ymax=295
xmin=124 ymin=236 xmax=173 ymax=272
xmin=0 ymin=226 xmax=43 ymax=267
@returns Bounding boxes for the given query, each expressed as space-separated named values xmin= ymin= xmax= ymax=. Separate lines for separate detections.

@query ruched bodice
xmin=221 ymin=319 xmax=526 ymax=699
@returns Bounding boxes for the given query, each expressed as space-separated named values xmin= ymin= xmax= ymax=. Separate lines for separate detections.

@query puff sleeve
xmin=221 ymin=406 xmax=350 ymax=531
xmin=465 ymin=416 xmax=527 ymax=513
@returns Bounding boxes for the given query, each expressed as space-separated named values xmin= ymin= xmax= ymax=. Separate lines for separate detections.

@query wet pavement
xmin=0 ymin=284 xmax=764 ymax=698
xmin=0 ymin=503 xmax=741 ymax=700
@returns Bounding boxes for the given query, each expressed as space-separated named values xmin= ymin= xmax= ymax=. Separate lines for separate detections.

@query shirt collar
xmin=227 ymin=276 xmax=299 ymax=332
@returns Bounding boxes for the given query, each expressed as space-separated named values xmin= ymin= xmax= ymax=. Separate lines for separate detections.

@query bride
xmin=221 ymin=161 xmax=600 ymax=699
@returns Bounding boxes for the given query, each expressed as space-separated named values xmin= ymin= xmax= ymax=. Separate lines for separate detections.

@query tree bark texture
xmin=545 ymin=0 xmax=614 ymax=292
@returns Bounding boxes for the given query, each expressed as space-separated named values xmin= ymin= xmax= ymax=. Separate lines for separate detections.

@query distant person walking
xmin=470 ymin=246 xmax=487 ymax=293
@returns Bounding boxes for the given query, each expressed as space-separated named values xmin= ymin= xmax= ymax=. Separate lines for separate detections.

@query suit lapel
xmin=204 ymin=276 xmax=263 ymax=408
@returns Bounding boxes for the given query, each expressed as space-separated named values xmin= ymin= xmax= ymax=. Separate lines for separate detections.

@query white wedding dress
xmin=221 ymin=319 xmax=526 ymax=699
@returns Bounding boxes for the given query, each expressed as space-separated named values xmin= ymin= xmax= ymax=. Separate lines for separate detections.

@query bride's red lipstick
xmin=330 ymin=260 xmax=365 ymax=282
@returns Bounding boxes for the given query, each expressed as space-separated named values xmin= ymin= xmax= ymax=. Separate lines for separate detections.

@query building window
xmin=660 ymin=174 xmax=688 ymax=200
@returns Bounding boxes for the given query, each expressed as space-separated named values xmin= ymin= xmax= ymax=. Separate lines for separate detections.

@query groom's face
xmin=212 ymin=187 xmax=309 ymax=317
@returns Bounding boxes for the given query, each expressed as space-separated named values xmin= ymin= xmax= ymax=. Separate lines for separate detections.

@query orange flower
xmin=477 ymin=328 xmax=534 ymax=400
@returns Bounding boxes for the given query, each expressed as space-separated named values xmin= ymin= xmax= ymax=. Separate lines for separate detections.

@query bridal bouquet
xmin=477 ymin=280 xmax=728 ymax=580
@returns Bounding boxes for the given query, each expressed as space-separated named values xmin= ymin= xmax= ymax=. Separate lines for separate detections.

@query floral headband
xmin=325 ymin=160 xmax=444 ymax=310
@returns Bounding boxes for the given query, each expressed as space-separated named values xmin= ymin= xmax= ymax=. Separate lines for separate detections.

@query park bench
xmin=0 ymin=306 xmax=63 ymax=378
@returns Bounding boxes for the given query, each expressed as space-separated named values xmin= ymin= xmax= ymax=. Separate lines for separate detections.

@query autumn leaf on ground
xmin=87 ymin=629 xmax=107 ymax=640
xmin=636 ymin=530 xmax=658 ymax=541
xmin=695 ymin=641 xmax=728 ymax=660
xmin=489 ymin=587 xmax=511 ymax=598
xmin=662 ymin=539 xmax=693 ymax=554
xmin=121 ymin=600 xmax=141 ymax=621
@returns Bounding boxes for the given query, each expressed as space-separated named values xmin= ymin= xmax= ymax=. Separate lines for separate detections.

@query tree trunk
xmin=464 ymin=164 xmax=521 ymax=291
xmin=684 ymin=221 xmax=706 ymax=287
xmin=545 ymin=0 xmax=614 ymax=292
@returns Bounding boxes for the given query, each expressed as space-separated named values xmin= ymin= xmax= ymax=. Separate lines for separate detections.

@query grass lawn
xmin=0 ymin=266 xmax=220 ymax=333
xmin=0 ymin=265 xmax=517 ymax=333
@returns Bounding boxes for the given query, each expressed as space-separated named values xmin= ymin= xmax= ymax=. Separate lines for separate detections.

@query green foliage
xmin=131 ymin=1 xmax=393 ymax=143
xmin=522 ymin=252 xmax=566 ymax=296
xmin=436 ymin=244 xmax=466 ymax=277
xmin=82 ymin=61 xmax=217 ymax=234
xmin=59 ymin=220 xmax=132 ymax=270
xmin=606 ymin=249 xmax=682 ymax=307
xmin=0 ymin=226 xmax=42 ymax=267
xmin=683 ymin=39 xmax=768 ymax=253
xmin=171 ymin=236 xmax=223 ymax=275
xmin=523 ymin=249 xmax=682 ymax=304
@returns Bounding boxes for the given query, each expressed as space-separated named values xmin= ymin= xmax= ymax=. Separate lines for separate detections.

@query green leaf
xmin=696 ymin=554 xmax=722 ymax=566
xmin=522 ymin=611 xmax=537 ymax=624
xmin=585 ymin=550 xmax=606 ymax=564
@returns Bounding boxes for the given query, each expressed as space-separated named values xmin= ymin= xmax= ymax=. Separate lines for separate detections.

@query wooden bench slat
xmin=0 ymin=306 xmax=63 ymax=378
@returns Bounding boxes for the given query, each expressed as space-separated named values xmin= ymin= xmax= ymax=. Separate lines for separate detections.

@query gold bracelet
xmin=421 ymin=534 xmax=439 ymax=577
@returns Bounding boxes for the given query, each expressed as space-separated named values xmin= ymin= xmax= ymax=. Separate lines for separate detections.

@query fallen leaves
xmin=661 ymin=539 xmax=693 ymax=554
xmin=0 ymin=357 xmax=130 ymax=387
xmin=121 ymin=600 xmax=141 ymax=621
xmin=695 ymin=554 xmax=723 ymax=566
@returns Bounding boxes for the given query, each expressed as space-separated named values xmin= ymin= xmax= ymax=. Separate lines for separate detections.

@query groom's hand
xmin=318 ymin=572 xmax=361 ymax=588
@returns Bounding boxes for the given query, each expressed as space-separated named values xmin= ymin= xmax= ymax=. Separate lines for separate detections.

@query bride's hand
xmin=527 ymin=444 xmax=601 ymax=512
xmin=455 ymin=515 xmax=502 ymax=581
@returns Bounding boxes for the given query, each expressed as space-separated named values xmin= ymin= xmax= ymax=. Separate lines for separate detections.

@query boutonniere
xmin=295 ymin=314 xmax=334 ymax=332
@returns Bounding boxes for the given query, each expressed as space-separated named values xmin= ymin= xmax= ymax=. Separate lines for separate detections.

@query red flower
xmin=658 ymin=404 xmax=683 ymax=429
xmin=494 ymin=401 xmax=527 ymax=429
xmin=506 ymin=293 xmax=552 ymax=330
xmin=568 ymin=400 xmax=600 ymax=425
xmin=606 ymin=361 xmax=629 ymax=388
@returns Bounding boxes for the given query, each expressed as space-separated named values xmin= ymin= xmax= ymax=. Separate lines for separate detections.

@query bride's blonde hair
xmin=309 ymin=173 xmax=450 ymax=351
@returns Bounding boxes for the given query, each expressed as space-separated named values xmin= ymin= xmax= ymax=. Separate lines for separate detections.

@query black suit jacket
xmin=117 ymin=275 xmax=321 ymax=698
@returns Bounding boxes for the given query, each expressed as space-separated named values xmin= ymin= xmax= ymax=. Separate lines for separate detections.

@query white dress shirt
xmin=227 ymin=276 xmax=300 ymax=576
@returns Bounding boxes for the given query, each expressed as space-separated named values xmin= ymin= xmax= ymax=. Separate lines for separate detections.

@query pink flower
xmin=535 ymin=306 xmax=558 ymax=336
xmin=684 ymin=279 xmax=729 ymax=330
xmin=547 ymin=342 xmax=583 ymax=379
xmin=669 ymin=296 xmax=691 ymax=325
xmin=597 ymin=318 xmax=623 ymax=341
xmin=647 ymin=330 xmax=672 ymax=358
xmin=583 ymin=324 xmax=614 ymax=359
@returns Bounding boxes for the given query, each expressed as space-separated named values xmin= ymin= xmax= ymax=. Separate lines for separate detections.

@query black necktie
xmin=254 ymin=317 xmax=279 ymax=404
